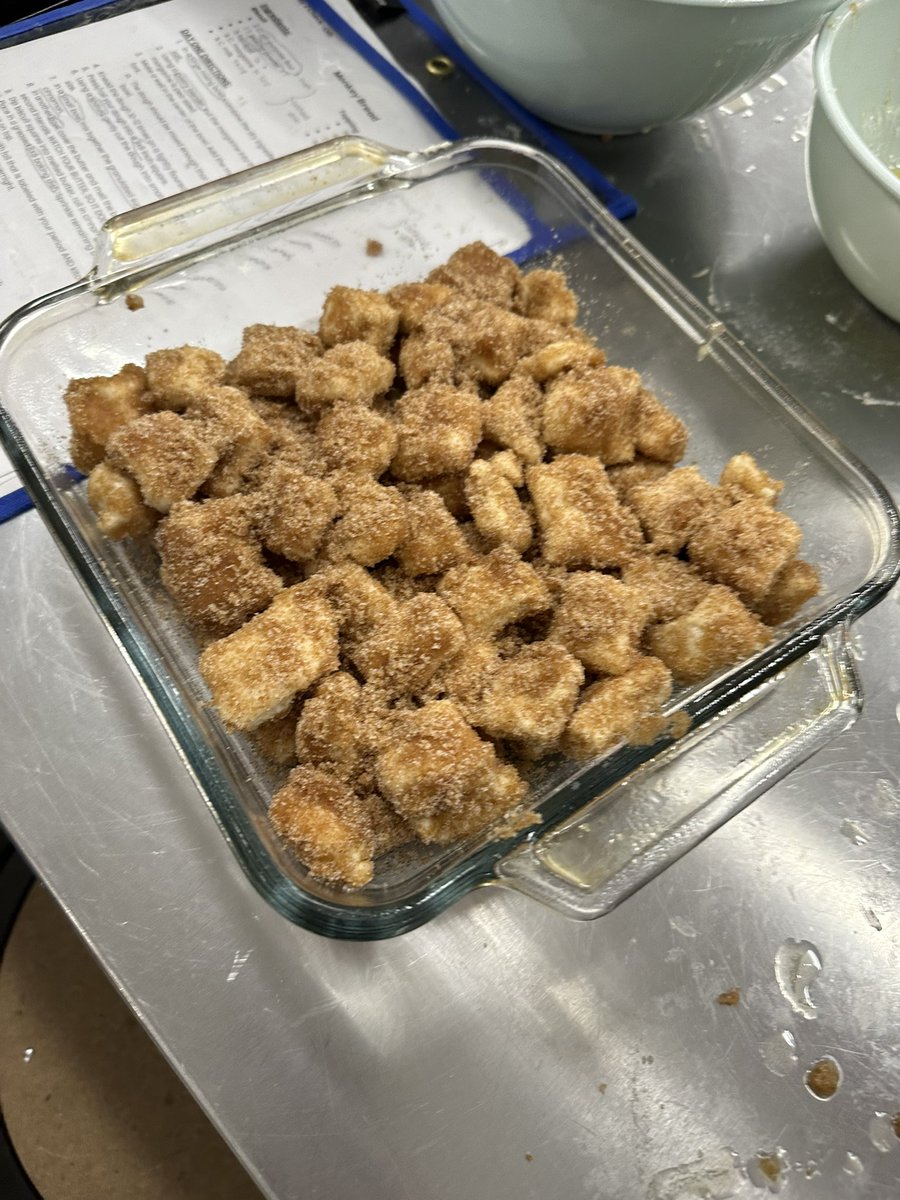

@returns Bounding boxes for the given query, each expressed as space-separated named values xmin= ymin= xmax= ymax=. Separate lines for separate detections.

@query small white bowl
xmin=806 ymin=0 xmax=900 ymax=323
xmin=431 ymin=0 xmax=837 ymax=134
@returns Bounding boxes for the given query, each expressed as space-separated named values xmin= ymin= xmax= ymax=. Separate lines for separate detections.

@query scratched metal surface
xmin=2 ymin=31 xmax=900 ymax=1200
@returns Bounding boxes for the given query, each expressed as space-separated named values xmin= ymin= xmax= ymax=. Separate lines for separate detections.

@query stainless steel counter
xmin=2 ymin=35 xmax=900 ymax=1200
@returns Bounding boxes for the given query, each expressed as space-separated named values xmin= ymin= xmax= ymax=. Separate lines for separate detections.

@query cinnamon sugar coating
xmin=391 ymin=384 xmax=482 ymax=481
xmin=199 ymin=584 xmax=339 ymax=730
xmin=720 ymin=452 xmax=784 ymax=505
xmin=319 ymin=285 xmax=400 ymax=355
xmin=481 ymin=374 xmax=544 ymax=463
xmin=68 ymin=243 xmax=820 ymax=889
xmin=144 ymin=345 xmax=226 ymax=410
xmin=86 ymin=461 xmax=159 ymax=539
xmin=542 ymin=364 xmax=642 ymax=461
xmin=105 ymin=410 xmax=221 ymax=512
xmin=375 ymin=700 xmax=527 ymax=843
xmin=387 ymin=281 xmax=455 ymax=333
xmin=269 ymin=766 xmax=409 ymax=888
xmin=621 ymin=555 xmax=711 ymax=623
xmin=464 ymin=452 xmax=532 ymax=553
xmin=527 ymin=454 xmax=644 ymax=569
xmin=548 ymin=572 xmax=650 ymax=676
xmin=562 ymin=657 xmax=673 ymax=759
xmin=633 ymin=390 xmax=688 ymax=463
xmin=226 ymin=324 xmax=321 ymax=396
xmin=645 ymin=585 xmax=772 ymax=683
xmin=64 ymin=363 xmax=152 ymax=473
xmin=294 ymin=672 xmax=386 ymax=783
xmin=687 ymin=497 xmax=802 ymax=603
xmin=426 ymin=240 xmax=521 ymax=308
xmin=317 ymin=404 xmax=398 ymax=476
xmin=193 ymin=386 xmax=276 ymax=498
xmin=518 ymin=338 xmax=605 ymax=383
xmin=438 ymin=546 xmax=551 ymax=637
xmin=249 ymin=703 xmax=302 ymax=767
xmin=477 ymin=642 xmax=584 ymax=757
xmin=514 ymin=268 xmax=578 ymax=325
xmin=294 ymin=341 xmax=395 ymax=413
xmin=607 ymin=458 xmax=672 ymax=501
xmin=156 ymin=496 xmax=282 ymax=635
xmin=353 ymin=593 xmax=465 ymax=695
xmin=324 ymin=473 xmax=408 ymax=567
xmin=394 ymin=489 xmax=470 ymax=576
xmin=253 ymin=459 xmax=338 ymax=563
xmin=627 ymin=466 xmax=725 ymax=554
xmin=754 ymin=559 xmax=821 ymax=625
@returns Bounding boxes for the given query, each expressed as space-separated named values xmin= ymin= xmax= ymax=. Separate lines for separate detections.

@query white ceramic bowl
xmin=431 ymin=0 xmax=838 ymax=134
xmin=806 ymin=0 xmax=900 ymax=323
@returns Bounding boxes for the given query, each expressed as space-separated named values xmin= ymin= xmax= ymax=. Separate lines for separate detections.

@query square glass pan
xmin=0 ymin=136 xmax=897 ymax=940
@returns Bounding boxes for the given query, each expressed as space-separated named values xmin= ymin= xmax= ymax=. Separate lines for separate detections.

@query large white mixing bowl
xmin=806 ymin=0 xmax=900 ymax=323
xmin=432 ymin=0 xmax=839 ymax=134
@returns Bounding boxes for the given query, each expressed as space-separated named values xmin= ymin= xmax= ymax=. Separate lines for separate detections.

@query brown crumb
xmin=716 ymin=987 xmax=741 ymax=1006
xmin=757 ymin=1155 xmax=781 ymax=1184
xmin=597 ymin=1083 xmax=607 ymax=1094
xmin=892 ymin=1112 xmax=900 ymax=1139
xmin=805 ymin=1057 xmax=841 ymax=1099
xmin=125 ymin=293 xmax=144 ymax=311
xmin=366 ymin=238 xmax=383 ymax=257
xmin=524 ymin=1153 xmax=534 ymax=1163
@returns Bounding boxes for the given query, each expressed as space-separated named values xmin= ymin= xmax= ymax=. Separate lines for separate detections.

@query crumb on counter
xmin=716 ymin=987 xmax=741 ymax=1006
xmin=805 ymin=1057 xmax=841 ymax=1099
xmin=757 ymin=1155 xmax=781 ymax=1185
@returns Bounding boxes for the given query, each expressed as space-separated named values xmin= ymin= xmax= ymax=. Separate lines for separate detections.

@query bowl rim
xmin=646 ymin=0 xmax=824 ymax=6
xmin=813 ymin=0 xmax=900 ymax=200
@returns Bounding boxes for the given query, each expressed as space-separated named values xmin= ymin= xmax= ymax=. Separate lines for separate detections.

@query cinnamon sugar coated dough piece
xmin=391 ymin=384 xmax=482 ymax=481
xmin=562 ymin=658 xmax=674 ymax=760
xmin=105 ymin=411 xmax=222 ymax=513
xmin=199 ymin=586 xmax=339 ymax=730
xmin=64 ymin=363 xmax=153 ymax=473
xmin=527 ymin=454 xmax=644 ymax=568
xmin=477 ymin=643 xmax=584 ymax=757
xmin=646 ymin=585 xmax=772 ymax=684
xmin=542 ymin=364 xmax=642 ymax=461
xmin=86 ymin=461 xmax=159 ymax=540
xmin=294 ymin=341 xmax=394 ymax=413
xmin=627 ymin=466 xmax=725 ymax=554
xmin=271 ymin=764 xmax=410 ymax=886
xmin=66 ymin=242 xmax=821 ymax=888
xmin=319 ymin=285 xmax=400 ymax=355
xmin=325 ymin=471 xmax=408 ymax=567
xmin=144 ymin=345 xmax=225 ymax=410
xmin=225 ymin=324 xmax=321 ymax=396
xmin=687 ymin=497 xmax=802 ymax=603
xmin=375 ymin=701 xmax=527 ymax=843
xmin=295 ymin=673 xmax=375 ymax=782
xmin=548 ymin=572 xmax=650 ymax=675
xmin=464 ymin=452 xmax=532 ymax=552
xmin=155 ymin=496 xmax=283 ymax=636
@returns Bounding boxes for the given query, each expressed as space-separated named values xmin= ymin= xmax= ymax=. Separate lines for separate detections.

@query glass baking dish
xmin=1 ymin=136 xmax=897 ymax=939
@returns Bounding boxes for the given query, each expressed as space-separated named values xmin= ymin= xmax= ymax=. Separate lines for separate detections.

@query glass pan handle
xmin=495 ymin=627 xmax=861 ymax=919
xmin=93 ymin=136 xmax=411 ymax=276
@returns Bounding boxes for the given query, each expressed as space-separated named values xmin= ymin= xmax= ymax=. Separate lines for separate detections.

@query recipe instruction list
xmin=0 ymin=0 xmax=446 ymax=506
